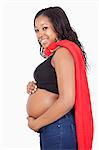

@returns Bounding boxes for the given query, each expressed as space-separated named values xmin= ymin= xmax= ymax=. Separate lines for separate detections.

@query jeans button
xmin=57 ymin=124 xmax=61 ymax=128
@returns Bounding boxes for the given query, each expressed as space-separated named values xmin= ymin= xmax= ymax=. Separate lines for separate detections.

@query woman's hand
xmin=27 ymin=81 xmax=37 ymax=95
xmin=27 ymin=116 xmax=40 ymax=132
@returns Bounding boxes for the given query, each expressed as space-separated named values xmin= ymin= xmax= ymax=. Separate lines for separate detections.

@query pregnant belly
xmin=26 ymin=88 xmax=59 ymax=118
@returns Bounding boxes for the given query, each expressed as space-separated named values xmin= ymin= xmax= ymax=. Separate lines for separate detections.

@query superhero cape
xmin=43 ymin=40 xmax=94 ymax=150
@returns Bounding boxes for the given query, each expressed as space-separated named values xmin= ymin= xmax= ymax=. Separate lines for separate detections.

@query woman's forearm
xmin=35 ymin=97 xmax=74 ymax=129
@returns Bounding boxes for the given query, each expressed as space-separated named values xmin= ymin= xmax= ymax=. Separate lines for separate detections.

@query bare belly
xmin=26 ymin=88 xmax=59 ymax=118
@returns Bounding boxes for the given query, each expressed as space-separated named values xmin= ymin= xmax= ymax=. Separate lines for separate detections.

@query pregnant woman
xmin=26 ymin=6 xmax=93 ymax=150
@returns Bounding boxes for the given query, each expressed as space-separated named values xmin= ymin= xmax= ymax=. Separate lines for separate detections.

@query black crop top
xmin=33 ymin=52 xmax=59 ymax=94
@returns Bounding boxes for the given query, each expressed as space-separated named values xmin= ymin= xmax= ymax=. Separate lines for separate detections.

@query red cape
xmin=44 ymin=40 xmax=94 ymax=150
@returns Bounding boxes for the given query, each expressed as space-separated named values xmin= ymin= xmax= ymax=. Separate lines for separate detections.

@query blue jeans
xmin=38 ymin=109 xmax=78 ymax=150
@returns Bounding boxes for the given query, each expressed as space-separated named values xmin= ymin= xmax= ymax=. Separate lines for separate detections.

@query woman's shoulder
xmin=51 ymin=46 xmax=74 ymax=68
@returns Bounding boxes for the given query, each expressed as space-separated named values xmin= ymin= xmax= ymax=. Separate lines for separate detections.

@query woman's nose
xmin=38 ymin=30 xmax=44 ymax=38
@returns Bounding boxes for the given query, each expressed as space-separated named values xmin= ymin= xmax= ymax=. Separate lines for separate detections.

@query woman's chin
xmin=42 ymin=44 xmax=49 ymax=49
xmin=42 ymin=42 xmax=51 ymax=49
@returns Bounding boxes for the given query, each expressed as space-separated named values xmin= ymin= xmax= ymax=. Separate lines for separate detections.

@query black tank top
xmin=33 ymin=52 xmax=59 ymax=94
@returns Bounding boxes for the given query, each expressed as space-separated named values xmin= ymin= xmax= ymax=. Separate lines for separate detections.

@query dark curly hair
xmin=34 ymin=6 xmax=89 ymax=70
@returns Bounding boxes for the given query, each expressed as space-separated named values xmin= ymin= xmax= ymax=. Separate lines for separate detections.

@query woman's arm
xmin=35 ymin=47 xmax=75 ymax=129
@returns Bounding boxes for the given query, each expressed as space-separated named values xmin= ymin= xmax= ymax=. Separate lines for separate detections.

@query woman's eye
xmin=35 ymin=29 xmax=39 ymax=33
xmin=43 ymin=27 xmax=48 ymax=30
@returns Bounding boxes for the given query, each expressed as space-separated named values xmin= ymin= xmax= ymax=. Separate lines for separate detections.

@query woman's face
xmin=34 ymin=15 xmax=58 ymax=49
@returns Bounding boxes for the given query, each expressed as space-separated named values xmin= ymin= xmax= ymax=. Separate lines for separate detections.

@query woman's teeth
xmin=41 ymin=39 xmax=48 ymax=44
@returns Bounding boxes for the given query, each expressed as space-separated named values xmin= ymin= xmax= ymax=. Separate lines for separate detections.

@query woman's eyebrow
xmin=35 ymin=23 xmax=48 ymax=28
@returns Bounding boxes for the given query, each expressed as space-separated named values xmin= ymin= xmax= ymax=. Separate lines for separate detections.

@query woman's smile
xmin=40 ymin=38 xmax=49 ymax=45
xmin=39 ymin=37 xmax=52 ymax=48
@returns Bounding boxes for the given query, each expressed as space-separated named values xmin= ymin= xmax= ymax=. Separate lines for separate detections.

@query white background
xmin=0 ymin=0 xmax=99 ymax=149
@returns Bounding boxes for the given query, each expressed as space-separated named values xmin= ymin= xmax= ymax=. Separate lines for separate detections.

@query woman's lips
xmin=40 ymin=39 xmax=49 ymax=45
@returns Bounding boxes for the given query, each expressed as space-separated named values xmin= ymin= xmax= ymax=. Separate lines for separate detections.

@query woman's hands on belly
xmin=26 ymin=88 xmax=59 ymax=118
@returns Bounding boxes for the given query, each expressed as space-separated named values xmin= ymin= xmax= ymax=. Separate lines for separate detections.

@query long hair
xmin=34 ymin=6 xmax=89 ymax=70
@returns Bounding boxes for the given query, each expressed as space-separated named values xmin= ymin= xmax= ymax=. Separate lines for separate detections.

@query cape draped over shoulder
xmin=43 ymin=40 xmax=94 ymax=150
